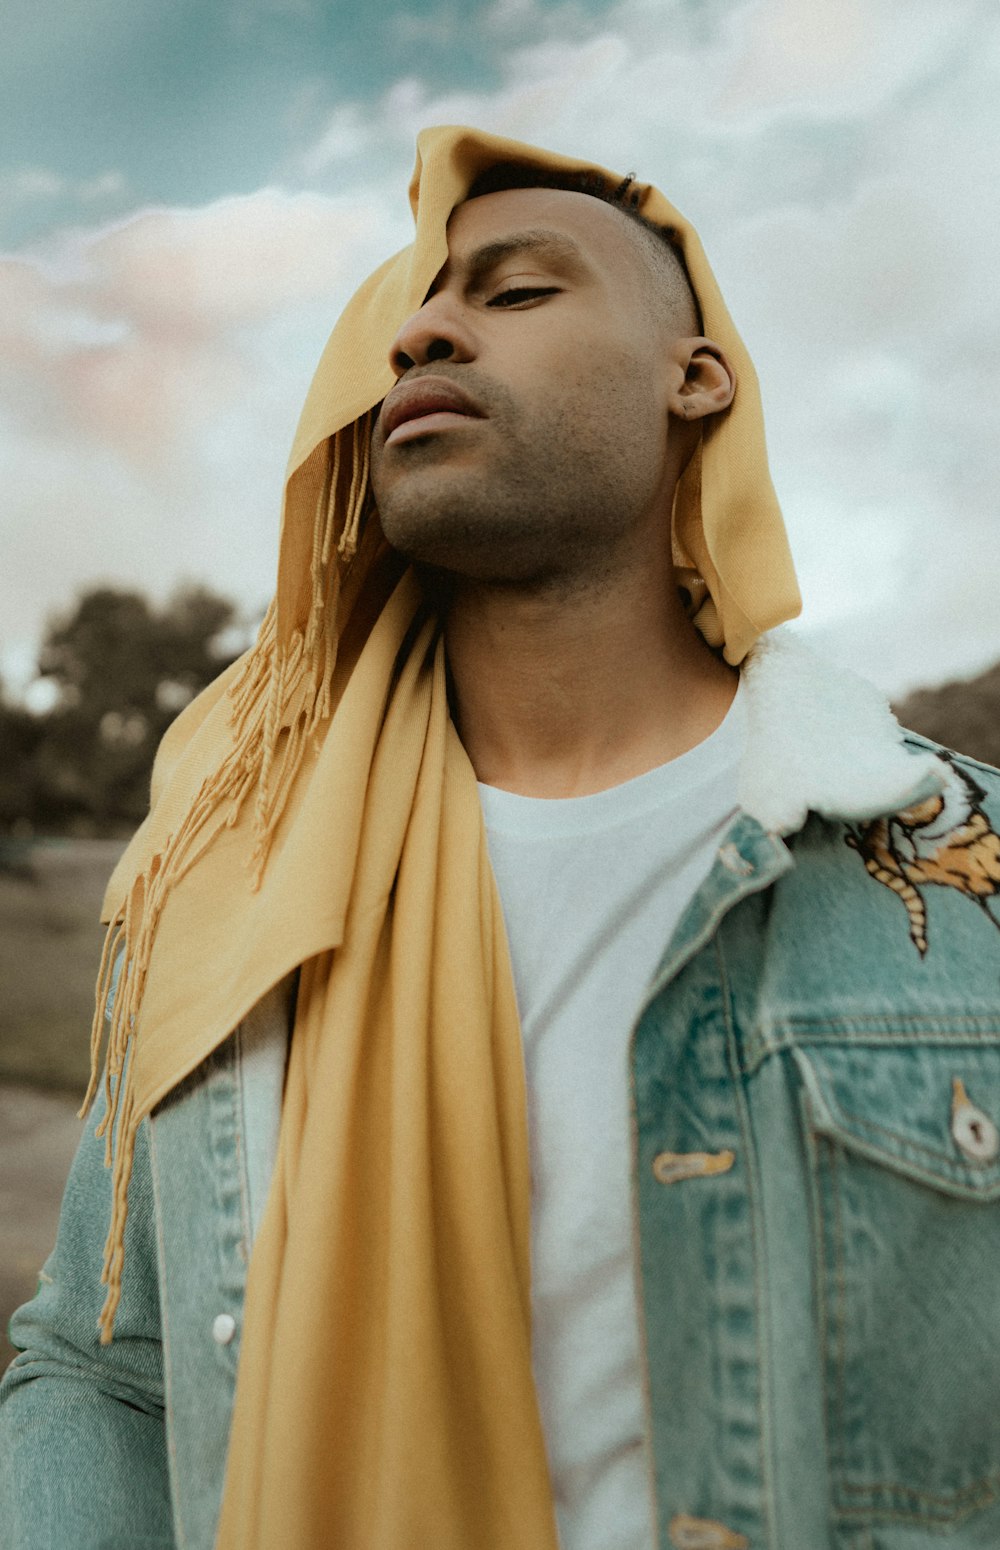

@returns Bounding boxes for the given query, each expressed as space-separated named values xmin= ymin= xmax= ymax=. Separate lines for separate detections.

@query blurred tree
xmin=3 ymin=584 xmax=242 ymax=835
xmin=894 ymin=662 xmax=1000 ymax=770
xmin=39 ymin=585 xmax=235 ymax=721
xmin=0 ymin=694 xmax=45 ymax=836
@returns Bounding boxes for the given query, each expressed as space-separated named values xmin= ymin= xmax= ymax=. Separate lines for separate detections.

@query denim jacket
xmin=3 ymin=630 xmax=1000 ymax=1550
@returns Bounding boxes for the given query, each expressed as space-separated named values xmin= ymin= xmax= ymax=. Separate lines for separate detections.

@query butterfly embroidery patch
xmin=845 ymin=755 xmax=1000 ymax=955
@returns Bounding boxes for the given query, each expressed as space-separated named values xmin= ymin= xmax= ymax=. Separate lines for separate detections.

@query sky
xmin=3 ymin=0 xmax=1000 ymax=704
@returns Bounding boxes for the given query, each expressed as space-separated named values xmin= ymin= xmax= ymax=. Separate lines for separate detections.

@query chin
xmin=379 ymin=501 xmax=535 ymax=579
xmin=375 ymin=465 xmax=613 ymax=589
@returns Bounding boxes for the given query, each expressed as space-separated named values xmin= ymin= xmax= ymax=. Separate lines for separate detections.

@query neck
xmin=442 ymin=564 xmax=738 ymax=798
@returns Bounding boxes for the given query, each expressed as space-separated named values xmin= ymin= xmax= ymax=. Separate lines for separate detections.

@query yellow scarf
xmin=88 ymin=126 xmax=800 ymax=1548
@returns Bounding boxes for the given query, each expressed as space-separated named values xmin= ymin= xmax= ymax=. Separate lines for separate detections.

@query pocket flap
xmin=794 ymin=1042 xmax=1000 ymax=1199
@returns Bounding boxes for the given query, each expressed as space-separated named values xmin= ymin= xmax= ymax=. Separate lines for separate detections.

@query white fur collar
xmin=737 ymin=628 xmax=946 ymax=835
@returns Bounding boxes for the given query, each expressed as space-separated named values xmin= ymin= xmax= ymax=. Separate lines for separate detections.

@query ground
xmin=0 ymin=838 xmax=126 ymax=1370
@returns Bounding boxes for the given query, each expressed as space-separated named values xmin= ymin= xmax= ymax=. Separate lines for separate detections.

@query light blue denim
xmin=3 ymin=734 xmax=1000 ymax=1549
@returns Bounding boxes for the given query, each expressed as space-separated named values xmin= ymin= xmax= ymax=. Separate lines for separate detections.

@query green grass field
xmin=0 ymin=839 xmax=127 ymax=1094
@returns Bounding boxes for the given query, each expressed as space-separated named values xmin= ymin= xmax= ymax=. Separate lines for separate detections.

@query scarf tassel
xmin=85 ymin=415 xmax=373 ymax=1343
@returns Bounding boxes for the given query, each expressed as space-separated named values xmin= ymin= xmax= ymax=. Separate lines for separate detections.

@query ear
xmin=667 ymin=338 xmax=736 ymax=424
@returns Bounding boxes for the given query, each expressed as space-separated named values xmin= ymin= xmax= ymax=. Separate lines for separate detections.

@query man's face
xmin=369 ymin=185 xmax=685 ymax=592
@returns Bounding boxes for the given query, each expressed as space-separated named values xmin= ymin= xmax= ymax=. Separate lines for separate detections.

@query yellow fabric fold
xmin=85 ymin=124 xmax=802 ymax=1548
xmin=216 ymin=605 xmax=559 ymax=1549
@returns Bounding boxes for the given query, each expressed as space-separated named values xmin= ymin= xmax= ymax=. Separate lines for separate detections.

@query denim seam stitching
xmin=815 ymin=1092 xmax=995 ymax=1175
xmin=231 ymin=1023 xmax=252 ymax=1266
xmin=743 ymin=1022 xmax=1000 ymax=1071
xmin=830 ymin=1140 xmax=848 ymax=1498
xmin=799 ymin=1093 xmax=838 ymax=1542
xmin=743 ymin=1025 xmax=1000 ymax=1076
xmin=832 ymin=1474 xmax=1000 ymax=1528
xmin=837 ymin=1474 xmax=1000 ymax=1506
xmin=148 ymin=1115 xmax=186 ymax=1550
xmin=207 ymin=1042 xmax=244 ymax=1377
xmin=718 ymin=937 xmax=774 ymax=1549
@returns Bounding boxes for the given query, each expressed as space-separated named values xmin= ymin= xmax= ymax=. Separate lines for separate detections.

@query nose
xmin=388 ymin=294 xmax=477 ymax=377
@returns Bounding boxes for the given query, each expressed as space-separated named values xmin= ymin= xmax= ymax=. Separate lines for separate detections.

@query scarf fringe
xmin=85 ymin=415 xmax=373 ymax=1343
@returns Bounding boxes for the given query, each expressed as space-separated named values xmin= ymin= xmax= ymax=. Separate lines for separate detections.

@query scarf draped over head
xmin=87 ymin=125 xmax=800 ymax=1548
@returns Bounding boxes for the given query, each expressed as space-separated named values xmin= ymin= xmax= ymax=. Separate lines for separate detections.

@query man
xmin=3 ymin=126 xmax=1000 ymax=1550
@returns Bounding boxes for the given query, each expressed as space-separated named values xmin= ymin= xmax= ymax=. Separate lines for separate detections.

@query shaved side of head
xmin=465 ymin=161 xmax=700 ymax=339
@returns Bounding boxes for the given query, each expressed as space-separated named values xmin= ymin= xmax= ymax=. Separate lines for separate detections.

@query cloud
xmin=0 ymin=185 xmax=410 ymax=674
xmin=719 ymin=0 xmax=984 ymax=119
xmin=298 ymin=105 xmax=373 ymax=177
xmin=2 ymin=187 xmax=409 ymax=453
xmin=6 ymin=168 xmax=67 ymax=201
xmin=3 ymin=0 xmax=1000 ymax=698
xmin=78 ymin=171 xmax=127 ymax=201
xmin=1 ymin=165 xmax=129 ymax=211
xmin=279 ymin=0 xmax=1000 ymax=690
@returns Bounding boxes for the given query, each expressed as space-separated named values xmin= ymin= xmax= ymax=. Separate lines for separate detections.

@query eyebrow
xmin=429 ymin=228 xmax=593 ymax=296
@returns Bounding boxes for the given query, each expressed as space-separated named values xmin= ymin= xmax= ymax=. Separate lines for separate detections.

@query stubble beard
xmin=371 ymin=403 xmax=665 ymax=600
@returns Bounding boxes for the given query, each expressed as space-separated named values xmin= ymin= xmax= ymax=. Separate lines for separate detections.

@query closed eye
xmin=486 ymin=286 xmax=561 ymax=308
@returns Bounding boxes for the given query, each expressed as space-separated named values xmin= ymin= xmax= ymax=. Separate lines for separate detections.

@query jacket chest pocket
xmin=795 ymin=1039 xmax=1000 ymax=1531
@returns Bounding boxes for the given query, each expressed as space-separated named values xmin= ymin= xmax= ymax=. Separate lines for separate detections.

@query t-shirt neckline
xmin=477 ymin=678 xmax=745 ymax=839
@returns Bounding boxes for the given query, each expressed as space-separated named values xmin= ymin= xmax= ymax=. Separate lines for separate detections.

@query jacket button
xmin=212 ymin=1313 xmax=237 ymax=1345
xmin=653 ymin=1150 xmax=735 ymax=1184
xmin=669 ymin=1513 xmax=749 ymax=1548
xmin=951 ymin=1078 xmax=1000 ymax=1163
xmin=718 ymin=843 xmax=754 ymax=877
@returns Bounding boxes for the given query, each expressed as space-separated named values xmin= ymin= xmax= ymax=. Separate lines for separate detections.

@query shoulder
xmin=787 ymin=733 xmax=1000 ymax=967
xmin=898 ymin=728 xmax=1000 ymax=806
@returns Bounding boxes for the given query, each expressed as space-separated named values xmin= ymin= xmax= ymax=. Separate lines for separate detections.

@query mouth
xmin=381 ymin=376 xmax=485 ymax=446
xmin=385 ymin=410 xmax=481 ymax=447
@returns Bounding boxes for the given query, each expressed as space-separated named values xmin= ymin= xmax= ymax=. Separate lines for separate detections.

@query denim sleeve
xmin=0 ymin=1083 xmax=174 ymax=1550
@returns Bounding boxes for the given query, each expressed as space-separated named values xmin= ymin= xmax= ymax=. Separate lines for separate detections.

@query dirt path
xmin=1 ymin=1084 xmax=84 ymax=1370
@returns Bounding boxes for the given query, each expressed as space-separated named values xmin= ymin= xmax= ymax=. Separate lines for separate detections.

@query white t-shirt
xmin=477 ymin=685 xmax=746 ymax=1550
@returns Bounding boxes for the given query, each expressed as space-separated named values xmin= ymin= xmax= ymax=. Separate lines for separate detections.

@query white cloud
xmin=3 ymin=0 xmax=1000 ymax=698
xmin=0 ymin=186 xmax=410 ymax=676
xmin=719 ymin=0 xmax=983 ymax=119
xmin=77 ymin=170 xmax=127 ymax=201
xmin=282 ymin=0 xmax=1000 ymax=690
xmin=8 ymin=168 xmax=66 ymax=200
xmin=299 ymin=105 xmax=371 ymax=176
xmin=0 ymin=165 xmax=129 ymax=216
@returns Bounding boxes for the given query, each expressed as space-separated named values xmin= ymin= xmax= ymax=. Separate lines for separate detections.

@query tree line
xmin=0 ymin=585 xmax=249 ymax=837
xmin=2 ymin=581 xmax=997 ymax=840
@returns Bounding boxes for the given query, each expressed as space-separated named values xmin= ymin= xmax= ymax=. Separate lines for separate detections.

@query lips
xmin=381 ymin=377 xmax=484 ymax=440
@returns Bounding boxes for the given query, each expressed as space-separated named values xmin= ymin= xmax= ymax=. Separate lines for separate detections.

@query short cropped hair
xmin=465 ymin=161 xmax=701 ymax=334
